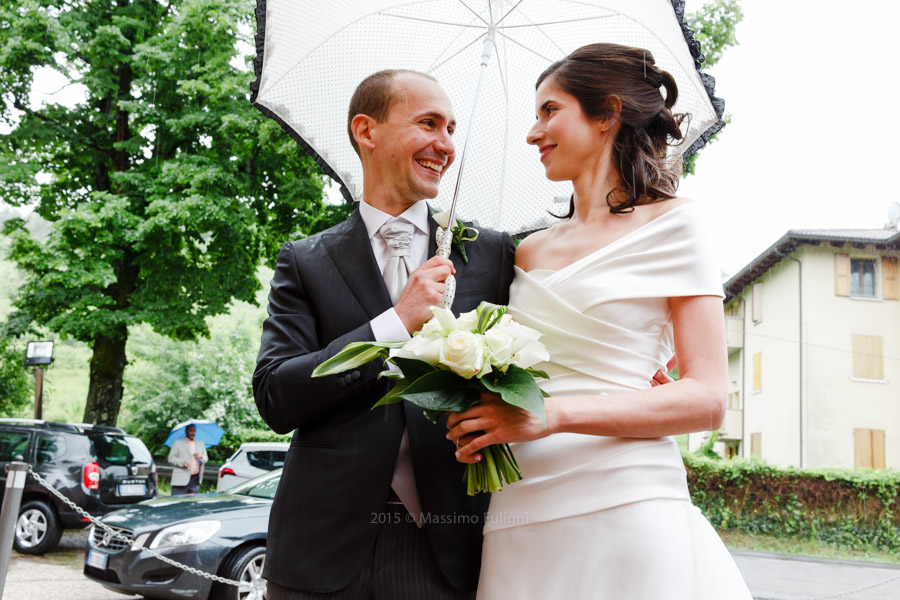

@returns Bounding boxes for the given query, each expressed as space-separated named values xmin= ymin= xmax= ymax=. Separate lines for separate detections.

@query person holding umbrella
xmin=447 ymin=43 xmax=751 ymax=598
xmin=167 ymin=423 xmax=209 ymax=495
xmin=253 ymin=70 xmax=516 ymax=599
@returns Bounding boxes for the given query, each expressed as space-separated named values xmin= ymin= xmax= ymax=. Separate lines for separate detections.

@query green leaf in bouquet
xmin=525 ymin=367 xmax=550 ymax=380
xmin=312 ymin=341 xmax=404 ymax=377
xmin=422 ymin=408 xmax=445 ymax=424
xmin=394 ymin=370 xmax=481 ymax=413
xmin=389 ymin=357 xmax=438 ymax=381
xmin=481 ymin=364 xmax=546 ymax=426
xmin=475 ymin=301 xmax=507 ymax=333
xmin=371 ymin=378 xmax=412 ymax=408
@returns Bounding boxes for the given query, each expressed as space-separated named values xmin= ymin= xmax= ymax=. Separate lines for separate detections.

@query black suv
xmin=0 ymin=419 xmax=158 ymax=554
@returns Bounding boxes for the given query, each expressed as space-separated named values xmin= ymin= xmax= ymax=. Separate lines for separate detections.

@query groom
xmin=253 ymin=70 xmax=516 ymax=599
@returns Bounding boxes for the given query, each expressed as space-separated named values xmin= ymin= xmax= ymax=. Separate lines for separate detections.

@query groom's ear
xmin=351 ymin=114 xmax=378 ymax=152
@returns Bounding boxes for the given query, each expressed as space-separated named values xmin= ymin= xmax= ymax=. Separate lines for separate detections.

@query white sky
xmin=9 ymin=1 xmax=900 ymax=278
xmin=677 ymin=0 xmax=900 ymax=276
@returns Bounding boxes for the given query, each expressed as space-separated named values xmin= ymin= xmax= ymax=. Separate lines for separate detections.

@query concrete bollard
xmin=0 ymin=461 xmax=30 ymax=598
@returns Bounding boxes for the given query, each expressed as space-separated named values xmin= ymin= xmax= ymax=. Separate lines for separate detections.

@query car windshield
xmin=230 ymin=470 xmax=281 ymax=499
xmin=93 ymin=434 xmax=153 ymax=465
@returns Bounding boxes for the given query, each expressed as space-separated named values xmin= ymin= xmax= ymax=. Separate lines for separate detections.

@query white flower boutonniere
xmin=433 ymin=210 xmax=479 ymax=263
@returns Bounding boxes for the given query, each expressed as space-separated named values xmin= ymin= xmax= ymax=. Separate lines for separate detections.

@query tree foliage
xmin=683 ymin=0 xmax=744 ymax=176
xmin=0 ymin=337 xmax=32 ymax=416
xmin=121 ymin=309 xmax=288 ymax=463
xmin=0 ymin=0 xmax=345 ymax=424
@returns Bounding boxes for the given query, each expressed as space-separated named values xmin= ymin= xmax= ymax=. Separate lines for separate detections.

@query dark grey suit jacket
xmin=253 ymin=205 xmax=516 ymax=593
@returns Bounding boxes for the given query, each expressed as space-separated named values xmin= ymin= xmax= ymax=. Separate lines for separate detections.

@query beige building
xmin=688 ymin=227 xmax=900 ymax=469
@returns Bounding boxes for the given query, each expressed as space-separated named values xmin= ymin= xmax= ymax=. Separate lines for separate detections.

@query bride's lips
xmin=538 ymin=144 xmax=556 ymax=160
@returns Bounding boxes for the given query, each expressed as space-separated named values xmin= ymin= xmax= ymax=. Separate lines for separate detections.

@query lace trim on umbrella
xmin=670 ymin=0 xmax=726 ymax=158
xmin=250 ymin=0 xmax=355 ymax=203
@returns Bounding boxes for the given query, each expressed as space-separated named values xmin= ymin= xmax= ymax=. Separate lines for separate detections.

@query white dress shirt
xmin=358 ymin=199 xmax=430 ymax=343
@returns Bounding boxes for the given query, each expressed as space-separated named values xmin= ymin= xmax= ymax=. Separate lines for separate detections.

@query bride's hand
xmin=446 ymin=391 xmax=549 ymax=463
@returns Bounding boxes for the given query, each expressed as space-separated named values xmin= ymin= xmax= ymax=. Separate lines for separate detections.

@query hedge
xmin=683 ymin=453 xmax=900 ymax=552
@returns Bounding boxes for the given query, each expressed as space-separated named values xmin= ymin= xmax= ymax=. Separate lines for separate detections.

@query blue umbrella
xmin=164 ymin=419 xmax=225 ymax=448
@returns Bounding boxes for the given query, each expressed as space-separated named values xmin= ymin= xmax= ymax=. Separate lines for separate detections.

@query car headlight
xmin=148 ymin=520 xmax=221 ymax=549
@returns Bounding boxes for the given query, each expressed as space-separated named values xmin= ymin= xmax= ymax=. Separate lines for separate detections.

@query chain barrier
xmin=25 ymin=465 xmax=250 ymax=591
xmin=753 ymin=571 xmax=900 ymax=600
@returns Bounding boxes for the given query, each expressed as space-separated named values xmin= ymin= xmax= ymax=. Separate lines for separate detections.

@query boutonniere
xmin=433 ymin=210 xmax=479 ymax=263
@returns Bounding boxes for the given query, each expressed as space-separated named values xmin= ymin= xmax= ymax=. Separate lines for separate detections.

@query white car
xmin=216 ymin=441 xmax=289 ymax=492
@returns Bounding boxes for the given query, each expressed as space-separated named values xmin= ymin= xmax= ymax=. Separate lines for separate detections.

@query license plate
xmin=87 ymin=549 xmax=108 ymax=570
xmin=118 ymin=483 xmax=146 ymax=496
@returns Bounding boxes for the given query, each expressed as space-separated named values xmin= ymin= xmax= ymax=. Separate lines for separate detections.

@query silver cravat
xmin=379 ymin=220 xmax=415 ymax=304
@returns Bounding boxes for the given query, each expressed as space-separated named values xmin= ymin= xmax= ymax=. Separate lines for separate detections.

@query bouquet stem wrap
xmin=312 ymin=302 xmax=549 ymax=495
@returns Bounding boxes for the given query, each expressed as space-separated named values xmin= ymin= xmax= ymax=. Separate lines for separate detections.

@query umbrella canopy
xmin=251 ymin=0 xmax=724 ymax=235
xmin=164 ymin=419 xmax=225 ymax=448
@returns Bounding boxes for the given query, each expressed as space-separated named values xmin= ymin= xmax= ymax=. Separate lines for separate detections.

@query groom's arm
xmin=253 ymin=242 xmax=387 ymax=435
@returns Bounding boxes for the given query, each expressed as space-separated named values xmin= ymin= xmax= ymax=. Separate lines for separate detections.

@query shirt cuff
xmin=371 ymin=308 xmax=412 ymax=343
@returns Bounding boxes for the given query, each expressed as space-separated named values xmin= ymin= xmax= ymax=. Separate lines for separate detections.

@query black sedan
xmin=84 ymin=469 xmax=280 ymax=600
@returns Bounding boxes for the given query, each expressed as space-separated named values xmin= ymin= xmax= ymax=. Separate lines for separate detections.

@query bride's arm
xmin=446 ymin=294 xmax=727 ymax=462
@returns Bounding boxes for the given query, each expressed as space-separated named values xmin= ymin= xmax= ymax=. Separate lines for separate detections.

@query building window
xmin=850 ymin=258 xmax=876 ymax=298
xmin=727 ymin=391 xmax=742 ymax=409
xmin=854 ymin=429 xmax=885 ymax=469
xmin=750 ymin=433 xmax=762 ymax=458
xmin=852 ymin=335 xmax=884 ymax=381
xmin=751 ymin=283 xmax=762 ymax=323
xmin=884 ymin=257 xmax=899 ymax=301
xmin=752 ymin=352 xmax=762 ymax=392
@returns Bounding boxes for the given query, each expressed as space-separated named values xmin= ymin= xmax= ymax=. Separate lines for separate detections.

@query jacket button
xmin=351 ymin=371 xmax=360 ymax=380
xmin=345 ymin=374 xmax=354 ymax=384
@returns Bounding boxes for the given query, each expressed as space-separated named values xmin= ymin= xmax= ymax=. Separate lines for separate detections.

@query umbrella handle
xmin=436 ymin=227 xmax=456 ymax=309
xmin=440 ymin=274 xmax=456 ymax=309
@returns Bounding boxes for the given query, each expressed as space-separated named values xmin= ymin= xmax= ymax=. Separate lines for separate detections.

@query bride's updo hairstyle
xmin=538 ymin=43 xmax=687 ymax=215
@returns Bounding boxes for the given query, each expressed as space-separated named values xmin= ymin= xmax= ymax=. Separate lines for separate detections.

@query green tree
xmin=0 ymin=337 xmax=32 ymax=416
xmin=0 ymin=0 xmax=346 ymax=425
xmin=684 ymin=0 xmax=744 ymax=175
xmin=121 ymin=303 xmax=287 ymax=462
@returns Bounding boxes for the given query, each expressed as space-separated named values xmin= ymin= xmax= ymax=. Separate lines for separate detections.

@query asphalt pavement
xmin=2 ymin=531 xmax=899 ymax=599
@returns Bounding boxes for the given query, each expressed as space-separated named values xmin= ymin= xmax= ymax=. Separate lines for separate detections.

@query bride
xmin=447 ymin=43 xmax=752 ymax=599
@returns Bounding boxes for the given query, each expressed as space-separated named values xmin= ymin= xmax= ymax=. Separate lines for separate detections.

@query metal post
xmin=0 ymin=462 xmax=30 ymax=597
xmin=33 ymin=368 xmax=44 ymax=420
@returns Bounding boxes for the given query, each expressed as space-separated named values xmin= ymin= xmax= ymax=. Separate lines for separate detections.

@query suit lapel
xmin=322 ymin=208 xmax=393 ymax=320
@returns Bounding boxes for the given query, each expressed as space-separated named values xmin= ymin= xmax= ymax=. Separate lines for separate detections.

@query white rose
xmin=456 ymin=309 xmax=478 ymax=333
xmin=491 ymin=318 xmax=542 ymax=354
xmin=512 ymin=340 xmax=550 ymax=369
xmin=396 ymin=333 xmax=443 ymax=366
xmin=483 ymin=329 xmax=514 ymax=368
xmin=439 ymin=331 xmax=487 ymax=379
xmin=432 ymin=210 xmax=452 ymax=229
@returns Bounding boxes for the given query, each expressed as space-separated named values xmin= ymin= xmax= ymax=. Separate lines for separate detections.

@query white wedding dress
xmin=477 ymin=203 xmax=752 ymax=599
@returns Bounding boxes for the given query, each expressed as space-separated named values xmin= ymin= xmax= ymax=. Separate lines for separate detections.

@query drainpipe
xmin=776 ymin=250 xmax=803 ymax=467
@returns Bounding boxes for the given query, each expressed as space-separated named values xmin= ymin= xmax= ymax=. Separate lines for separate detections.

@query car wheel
xmin=212 ymin=545 xmax=267 ymax=600
xmin=14 ymin=500 xmax=62 ymax=555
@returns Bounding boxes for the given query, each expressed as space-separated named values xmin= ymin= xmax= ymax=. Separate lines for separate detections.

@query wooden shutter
xmin=883 ymin=257 xmax=899 ymax=301
xmin=852 ymin=335 xmax=884 ymax=380
xmin=753 ymin=352 xmax=762 ymax=391
xmin=835 ymin=253 xmax=850 ymax=296
xmin=872 ymin=430 xmax=886 ymax=469
xmin=854 ymin=429 xmax=872 ymax=468
xmin=854 ymin=429 xmax=886 ymax=469
xmin=750 ymin=433 xmax=761 ymax=458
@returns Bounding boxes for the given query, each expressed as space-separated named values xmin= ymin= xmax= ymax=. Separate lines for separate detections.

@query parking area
xmin=4 ymin=530 xmax=141 ymax=600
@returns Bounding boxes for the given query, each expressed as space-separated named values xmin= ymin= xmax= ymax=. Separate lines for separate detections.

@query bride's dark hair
xmin=537 ymin=43 xmax=687 ymax=216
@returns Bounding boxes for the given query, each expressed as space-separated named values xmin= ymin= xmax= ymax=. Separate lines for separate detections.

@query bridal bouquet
xmin=312 ymin=302 xmax=550 ymax=495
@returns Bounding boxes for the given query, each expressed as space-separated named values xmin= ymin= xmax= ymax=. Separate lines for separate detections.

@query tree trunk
xmin=82 ymin=324 xmax=128 ymax=426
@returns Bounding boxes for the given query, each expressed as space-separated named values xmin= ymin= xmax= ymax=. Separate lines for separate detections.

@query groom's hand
xmin=395 ymin=256 xmax=455 ymax=333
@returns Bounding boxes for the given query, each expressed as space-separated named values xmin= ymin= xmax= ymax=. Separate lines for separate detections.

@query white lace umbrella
xmin=251 ymin=0 xmax=724 ymax=236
